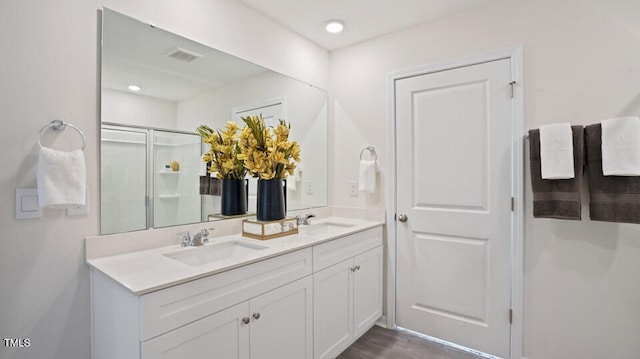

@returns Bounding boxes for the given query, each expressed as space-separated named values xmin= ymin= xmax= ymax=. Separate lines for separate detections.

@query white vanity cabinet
xmin=90 ymin=223 xmax=384 ymax=359
xmin=313 ymin=228 xmax=383 ymax=359
xmin=91 ymin=248 xmax=313 ymax=359
xmin=142 ymin=276 xmax=313 ymax=359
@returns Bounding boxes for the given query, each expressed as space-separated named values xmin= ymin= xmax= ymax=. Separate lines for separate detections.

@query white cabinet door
xmin=142 ymin=302 xmax=250 ymax=359
xmin=250 ymin=276 xmax=313 ymax=359
xmin=313 ymin=258 xmax=354 ymax=359
xmin=353 ymin=246 xmax=383 ymax=338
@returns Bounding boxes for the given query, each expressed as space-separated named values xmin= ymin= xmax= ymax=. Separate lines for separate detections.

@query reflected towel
xmin=287 ymin=164 xmax=302 ymax=192
xmin=528 ymin=126 xmax=583 ymax=220
xmin=37 ymin=147 xmax=86 ymax=208
xmin=601 ymin=116 xmax=640 ymax=176
xmin=358 ymin=160 xmax=376 ymax=193
xmin=540 ymin=123 xmax=575 ymax=179
xmin=585 ymin=124 xmax=640 ymax=224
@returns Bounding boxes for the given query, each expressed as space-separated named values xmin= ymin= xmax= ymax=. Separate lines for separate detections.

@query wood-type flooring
xmin=337 ymin=326 xmax=484 ymax=359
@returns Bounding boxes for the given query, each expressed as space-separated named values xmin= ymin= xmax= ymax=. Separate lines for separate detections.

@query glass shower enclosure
xmin=101 ymin=124 xmax=202 ymax=234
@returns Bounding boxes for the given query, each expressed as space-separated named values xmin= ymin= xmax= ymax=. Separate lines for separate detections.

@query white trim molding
xmin=386 ymin=46 xmax=525 ymax=359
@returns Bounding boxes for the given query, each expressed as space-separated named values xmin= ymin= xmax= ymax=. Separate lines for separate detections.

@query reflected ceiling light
xmin=128 ymin=85 xmax=141 ymax=92
xmin=325 ymin=20 xmax=344 ymax=34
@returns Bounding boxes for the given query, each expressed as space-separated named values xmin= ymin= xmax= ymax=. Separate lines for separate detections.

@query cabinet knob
xmin=355 ymin=265 xmax=361 ymax=271
xmin=351 ymin=267 xmax=356 ymax=272
xmin=252 ymin=312 xmax=261 ymax=320
xmin=398 ymin=214 xmax=408 ymax=223
xmin=242 ymin=317 xmax=250 ymax=325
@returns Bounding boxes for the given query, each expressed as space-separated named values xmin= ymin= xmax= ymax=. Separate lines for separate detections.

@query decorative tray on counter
xmin=242 ymin=217 xmax=299 ymax=240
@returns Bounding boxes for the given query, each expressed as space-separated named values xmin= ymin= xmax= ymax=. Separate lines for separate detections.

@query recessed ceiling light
xmin=325 ymin=20 xmax=344 ymax=34
xmin=128 ymin=85 xmax=141 ymax=92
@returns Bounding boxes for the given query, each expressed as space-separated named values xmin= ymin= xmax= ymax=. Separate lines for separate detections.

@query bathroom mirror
xmin=100 ymin=8 xmax=328 ymax=235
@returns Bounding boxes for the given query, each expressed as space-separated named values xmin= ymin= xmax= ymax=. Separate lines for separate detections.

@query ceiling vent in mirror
xmin=166 ymin=47 xmax=204 ymax=63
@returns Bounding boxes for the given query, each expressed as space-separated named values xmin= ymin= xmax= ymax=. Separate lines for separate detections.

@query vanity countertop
xmin=87 ymin=217 xmax=384 ymax=295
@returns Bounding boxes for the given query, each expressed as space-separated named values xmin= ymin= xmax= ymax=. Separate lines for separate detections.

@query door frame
xmin=385 ymin=47 xmax=524 ymax=359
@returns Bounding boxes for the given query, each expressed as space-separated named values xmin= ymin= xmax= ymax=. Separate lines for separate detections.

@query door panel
xmin=141 ymin=302 xmax=249 ymax=359
xmin=395 ymin=58 xmax=512 ymax=358
xmin=353 ymin=246 xmax=383 ymax=337
xmin=250 ymin=276 xmax=313 ymax=359
xmin=313 ymin=259 xmax=353 ymax=359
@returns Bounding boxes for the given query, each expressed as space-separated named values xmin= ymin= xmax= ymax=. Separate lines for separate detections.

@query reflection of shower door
xmin=152 ymin=130 xmax=202 ymax=228
xmin=101 ymin=125 xmax=202 ymax=234
xmin=101 ymin=127 xmax=148 ymax=234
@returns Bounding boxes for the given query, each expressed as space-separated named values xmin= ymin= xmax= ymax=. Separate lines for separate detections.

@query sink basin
xmin=164 ymin=240 xmax=268 ymax=267
xmin=300 ymin=222 xmax=356 ymax=235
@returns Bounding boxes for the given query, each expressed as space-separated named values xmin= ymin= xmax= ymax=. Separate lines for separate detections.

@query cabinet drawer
xmin=313 ymin=227 xmax=382 ymax=272
xmin=140 ymin=248 xmax=312 ymax=341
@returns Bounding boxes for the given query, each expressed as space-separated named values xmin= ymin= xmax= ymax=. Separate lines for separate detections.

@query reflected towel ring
xmin=37 ymin=120 xmax=86 ymax=150
xmin=360 ymin=146 xmax=377 ymax=161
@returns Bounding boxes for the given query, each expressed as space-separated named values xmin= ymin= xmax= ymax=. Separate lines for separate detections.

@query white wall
xmin=0 ymin=0 xmax=328 ymax=358
xmin=177 ymin=71 xmax=328 ymax=210
xmin=102 ymin=88 xmax=177 ymax=129
xmin=330 ymin=0 xmax=640 ymax=358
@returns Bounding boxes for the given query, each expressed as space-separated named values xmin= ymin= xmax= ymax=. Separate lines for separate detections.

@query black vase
xmin=256 ymin=179 xmax=286 ymax=221
xmin=221 ymin=178 xmax=248 ymax=216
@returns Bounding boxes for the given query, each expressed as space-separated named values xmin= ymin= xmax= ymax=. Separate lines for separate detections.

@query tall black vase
xmin=221 ymin=178 xmax=248 ymax=216
xmin=256 ymin=179 xmax=286 ymax=221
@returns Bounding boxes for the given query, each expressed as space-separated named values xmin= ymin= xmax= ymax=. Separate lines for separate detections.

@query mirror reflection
xmin=100 ymin=8 xmax=328 ymax=235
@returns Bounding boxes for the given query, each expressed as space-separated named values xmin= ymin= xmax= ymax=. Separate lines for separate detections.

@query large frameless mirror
xmin=100 ymin=8 xmax=328 ymax=235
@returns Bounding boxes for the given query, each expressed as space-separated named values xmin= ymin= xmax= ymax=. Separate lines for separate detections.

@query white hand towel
xmin=601 ymin=116 xmax=640 ymax=176
xmin=539 ymin=123 xmax=575 ymax=179
xmin=37 ymin=147 xmax=86 ymax=208
xmin=358 ymin=160 xmax=376 ymax=193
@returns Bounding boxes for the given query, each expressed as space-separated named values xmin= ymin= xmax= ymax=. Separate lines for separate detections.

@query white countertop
xmin=87 ymin=217 xmax=384 ymax=295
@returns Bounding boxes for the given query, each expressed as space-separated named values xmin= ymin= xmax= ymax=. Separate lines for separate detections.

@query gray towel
xmin=199 ymin=161 xmax=222 ymax=196
xmin=585 ymin=124 xmax=640 ymax=224
xmin=529 ymin=126 xmax=584 ymax=220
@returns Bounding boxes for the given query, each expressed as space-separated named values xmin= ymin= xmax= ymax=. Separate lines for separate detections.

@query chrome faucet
xmin=178 ymin=228 xmax=213 ymax=247
xmin=296 ymin=214 xmax=316 ymax=225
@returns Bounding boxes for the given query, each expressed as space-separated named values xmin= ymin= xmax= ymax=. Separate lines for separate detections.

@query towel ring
xmin=37 ymin=120 xmax=86 ymax=150
xmin=360 ymin=146 xmax=377 ymax=161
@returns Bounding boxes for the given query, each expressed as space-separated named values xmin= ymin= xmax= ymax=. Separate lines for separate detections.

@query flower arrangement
xmin=196 ymin=121 xmax=247 ymax=179
xmin=238 ymin=115 xmax=301 ymax=180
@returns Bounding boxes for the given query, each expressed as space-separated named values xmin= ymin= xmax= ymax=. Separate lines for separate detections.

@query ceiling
xmin=102 ymin=9 xmax=268 ymax=101
xmin=240 ymin=0 xmax=497 ymax=51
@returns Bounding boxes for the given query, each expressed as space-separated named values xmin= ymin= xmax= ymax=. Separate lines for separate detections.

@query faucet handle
xmin=177 ymin=231 xmax=191 ymax=247
xmin=201 ymin=227 xmax=215 ymax=243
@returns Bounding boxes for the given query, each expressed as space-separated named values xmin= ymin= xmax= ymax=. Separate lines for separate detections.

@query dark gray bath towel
xmin=585 ymin=124 xmax=640 ymax=224
xmin=529 ymin=126 xmax=584 ymax=220
xmin=199 ymin=162 xmax=222 ymax=196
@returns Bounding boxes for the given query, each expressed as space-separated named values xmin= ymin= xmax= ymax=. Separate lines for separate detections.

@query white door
xmin=250 ymin=276 xmax=313 ymax=359
xmin=395 ymin=58 xmax=513 ymax=358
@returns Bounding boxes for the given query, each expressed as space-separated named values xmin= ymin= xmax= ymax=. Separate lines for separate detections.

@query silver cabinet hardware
xmin=253 ymin=312 xmax=260 ymax=320
xmin=242 ymin=317 xmax=250 ymax=325
xmin=398 ymin=214 xmax=408 ymax=223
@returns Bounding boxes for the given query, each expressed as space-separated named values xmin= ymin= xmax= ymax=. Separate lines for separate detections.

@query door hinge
xmin=509 ymin=309 xmax=513 ymax=324
xmin=511 ymin=197 xmax=515 ymax=211
xmin=509 ymin=81 xmax=516 ymax=98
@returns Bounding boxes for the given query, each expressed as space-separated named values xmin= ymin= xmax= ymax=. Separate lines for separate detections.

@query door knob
xmin=398 ymin=214 xmax=408 ymax=223
xmin=252 ymin=312 xmax=260 ymax=320
xmin=242 ymin=317 xmax=250 ymax=324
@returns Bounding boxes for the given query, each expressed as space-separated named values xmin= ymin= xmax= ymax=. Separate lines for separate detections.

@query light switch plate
xmin=15 ymin=188 xmax=42 ymax=220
